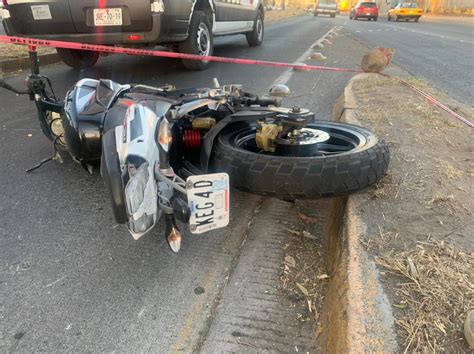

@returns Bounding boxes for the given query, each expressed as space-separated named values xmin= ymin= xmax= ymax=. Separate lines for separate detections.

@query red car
xmin=349 ymin=2 xmax=379 ymax=21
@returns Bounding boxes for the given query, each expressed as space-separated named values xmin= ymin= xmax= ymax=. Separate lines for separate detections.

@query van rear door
xmin=5 ymin=0 xmax=76 ymax=35
xmin=67 ymin=0 xmax=153 ymax=33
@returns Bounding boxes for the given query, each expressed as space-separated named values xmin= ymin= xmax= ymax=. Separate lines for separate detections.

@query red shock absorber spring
xmin=183 ymin=129 xmax=202 ymax=149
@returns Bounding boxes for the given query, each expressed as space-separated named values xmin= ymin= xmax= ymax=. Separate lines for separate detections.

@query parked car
xmin=388 ymin=2 xmax=422 ymax=22
xmin=314 ymin=1 xmax=338 ymax=18
xmin=349 ymin=2 xmax=379 ymax=21
xmin=1 ymin=0 xmax=265 ymax=70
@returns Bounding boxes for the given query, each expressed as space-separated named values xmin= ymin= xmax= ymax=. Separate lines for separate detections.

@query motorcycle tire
xmin=211 ymin=121 xmax=390 ymax=200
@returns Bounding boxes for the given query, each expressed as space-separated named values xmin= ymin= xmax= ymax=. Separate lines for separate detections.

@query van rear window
xmin=360 ymin=2 xmax=377 ymax=7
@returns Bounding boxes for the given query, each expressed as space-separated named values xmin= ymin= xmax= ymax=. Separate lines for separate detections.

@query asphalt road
xmin=0 ymin=15 xmax=356 ymax=352
xmin=341 ymin=14 xmax=474 ymax=105
xmin=1 ymin=13 xmax=472 ymax=352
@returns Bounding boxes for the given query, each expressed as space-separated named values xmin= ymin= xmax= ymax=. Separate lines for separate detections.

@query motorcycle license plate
xmin=186 ymin=173 xmax=230 ymax=234
xmin=93 ymin=8 xmax=122 ymax=26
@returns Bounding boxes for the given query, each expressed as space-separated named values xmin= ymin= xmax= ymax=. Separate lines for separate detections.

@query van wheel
xmin=179 ymin=11 xmax=213 ymax=70
xmin=56 ymin=49 xmax=99 ymax=69
xmin=247 ymin=11 xmax=264 ymax=46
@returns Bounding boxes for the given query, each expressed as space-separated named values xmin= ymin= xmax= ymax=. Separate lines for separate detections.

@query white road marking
xmin=270 ymin=26 xmax=338 ymax=87
xmin=371 ymin=22 xmax=474 ymax=44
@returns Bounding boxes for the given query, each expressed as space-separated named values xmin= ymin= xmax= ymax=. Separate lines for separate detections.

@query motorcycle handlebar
xmin=0 ymin=79 xmax=29 ymax=95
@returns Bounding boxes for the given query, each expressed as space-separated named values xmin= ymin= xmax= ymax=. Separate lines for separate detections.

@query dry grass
xmin=437 ymin=158 xmax=466 ymax=181
xmin=265 ymin=9 xmax=306 ymax=23
xmin=376 ymin=240 xmax=474 ymax=352
xmin=351 ymin=67 xmax=473 ymax=352
xmin=0 ymin=43 xmax=55 ymax=61
xmin=405 ymin=77 xmax=474 ymax=121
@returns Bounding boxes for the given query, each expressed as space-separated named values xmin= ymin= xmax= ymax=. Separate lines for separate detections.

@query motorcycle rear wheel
xmin=211 ymin=121 xmax=390 ymax=199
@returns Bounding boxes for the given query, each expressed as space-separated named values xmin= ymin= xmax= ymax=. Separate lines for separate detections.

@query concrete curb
xmin=324 ymin=73 xmax=398 ymax=352
xmin=0 ymin=53 xmax=60 ymax=74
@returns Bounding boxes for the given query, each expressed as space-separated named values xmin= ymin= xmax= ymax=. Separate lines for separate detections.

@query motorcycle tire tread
xmin=211 ymin=122 xmax=390 ymax=200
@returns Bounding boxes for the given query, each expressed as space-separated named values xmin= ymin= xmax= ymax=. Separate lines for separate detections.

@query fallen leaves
xmin=296 ymin=283 xmax=309 ymax=297
xmin=284 ymin=255 xmax=296 ymax=268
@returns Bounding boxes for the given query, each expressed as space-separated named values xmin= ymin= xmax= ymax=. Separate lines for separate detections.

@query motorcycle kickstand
xmin=26 ymin=149 xmax=63 ymax=173
xmin=165 ymin=213 xmax=182 ymax=253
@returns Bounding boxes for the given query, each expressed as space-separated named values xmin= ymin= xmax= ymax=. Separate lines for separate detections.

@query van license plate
xmin=94 ymin=8 xmax=122 ymax=26
xmin=187 ymin=173 xmax=230 ymax=234
xmin=31 ymin=5 xmax=52 ymax=20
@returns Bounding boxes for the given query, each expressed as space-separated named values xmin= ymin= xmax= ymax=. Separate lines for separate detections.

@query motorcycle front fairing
xmin=113 ymin=103 xmax=163 ymax=240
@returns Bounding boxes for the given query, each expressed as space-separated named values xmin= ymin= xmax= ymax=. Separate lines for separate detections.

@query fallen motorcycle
xmin=0 ymin=50 xmax=389 ymax=252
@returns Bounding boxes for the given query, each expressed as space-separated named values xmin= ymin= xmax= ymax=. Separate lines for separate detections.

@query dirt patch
xmin=0 ymin=43 xmax=56 ymax=61
xmin=350 ymin=74 xmax=473 ymax=351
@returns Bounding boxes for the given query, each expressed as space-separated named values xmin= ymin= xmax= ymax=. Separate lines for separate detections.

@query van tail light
xmin=128 ymin=35 xmax=142 ymax=41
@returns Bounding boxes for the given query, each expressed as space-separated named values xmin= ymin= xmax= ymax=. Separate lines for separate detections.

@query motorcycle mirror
xmin=212 ymin=78 xmax=220 ymax=89
xmin=268 ymin=84 xmax=291 ymax=97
